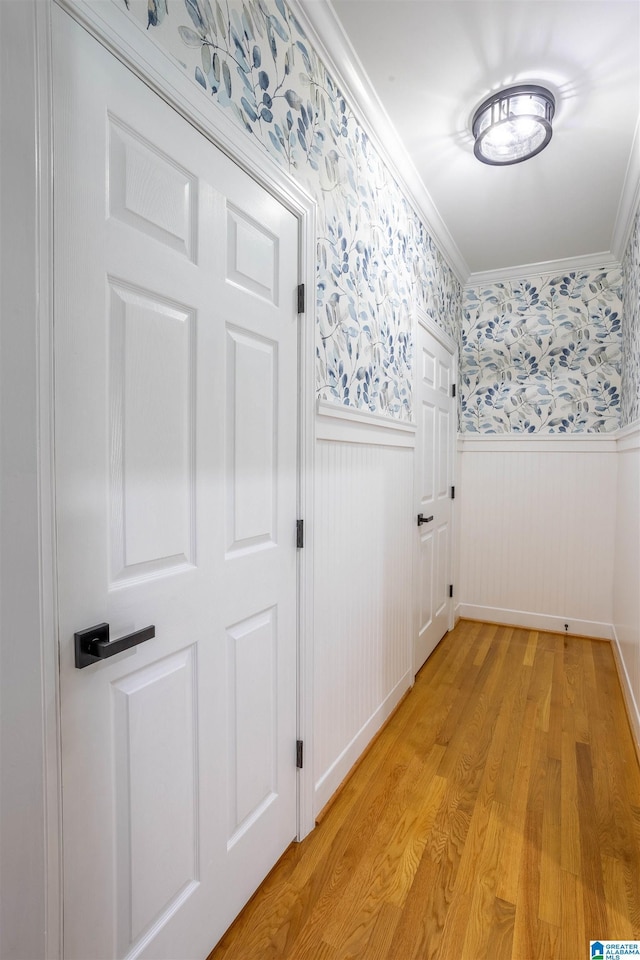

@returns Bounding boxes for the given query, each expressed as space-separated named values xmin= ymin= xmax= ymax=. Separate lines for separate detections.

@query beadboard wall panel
xmin=612 ymin=424 xmax=640 ymax=753
xmin=314 ymin=436 xmax=414 ymax=813
xmin=458 ymin=440 xmax=617 ymax=638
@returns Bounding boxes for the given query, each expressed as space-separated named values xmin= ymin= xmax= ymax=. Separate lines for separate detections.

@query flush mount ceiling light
xmin=472 ymin=84 xmax=556 ymax=166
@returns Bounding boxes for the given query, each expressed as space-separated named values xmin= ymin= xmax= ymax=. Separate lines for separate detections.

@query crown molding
xmin=611 ymin=114 xmax=640 ymax=262
xmin=294 ymin=0 xmax=469 ymax=285
xmin=466 ymin=250 xmax=621 ymax=288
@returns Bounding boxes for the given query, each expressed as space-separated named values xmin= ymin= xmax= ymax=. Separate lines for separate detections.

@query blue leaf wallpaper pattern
xmin=622 ymin=207 xmax=640 ymax=427
xmin=461 ymin=268 xmax=623 ymax=433
xmin=120 ymin=0 xmax=462 ymax=422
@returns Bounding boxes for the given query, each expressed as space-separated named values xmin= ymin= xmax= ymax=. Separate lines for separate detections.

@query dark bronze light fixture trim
xmin=472 ymin=84 xmax=555 ymax=166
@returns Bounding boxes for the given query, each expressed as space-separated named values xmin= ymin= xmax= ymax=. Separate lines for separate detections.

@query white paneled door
xmin=414 ymin=319 xmax=455 ymax=674
xmin=53 ymin=9 xmax=299 ymax=959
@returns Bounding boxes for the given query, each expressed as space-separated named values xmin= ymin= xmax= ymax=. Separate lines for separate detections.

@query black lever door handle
xmin=417 ymin=514 xmax=434 ymax=526
xmin=74 ymin=622 xmax=155 ymax=669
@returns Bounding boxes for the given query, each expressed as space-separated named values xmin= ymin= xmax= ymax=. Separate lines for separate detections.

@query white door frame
xmin=413 ymin=308 xmax=458 ymax=667
xmin=1 ymin=3 xmax=60 ymax=958
xmin=15 ymin=0 xmax=316 ymax=954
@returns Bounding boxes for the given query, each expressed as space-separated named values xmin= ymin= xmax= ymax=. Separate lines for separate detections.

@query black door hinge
xmin=450 ymin=485 xmax=455 ymax=499
xmin=296 ymin=740 xmax=304 ymax=769
xmin=451 ymin=383 xmax=456 ymax=398
xmin=296 ymin=519 xmax=304 ymax=548
xmin=449 ymin=584 xmax=454 ymax=598
xmin=297 ymin=283 xmax=305 ymax=314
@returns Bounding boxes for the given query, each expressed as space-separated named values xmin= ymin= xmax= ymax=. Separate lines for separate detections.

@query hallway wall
xmin=458 ymin=263 xmax=623 ymax=639
xmin=458 ymin=436 xmax=617 ymax=638
xmin=458 ymin=214 xmax=640 ymax=754
xmin=613 ymin=206 xmax=640 ymax=752
xmin=2 ymin=3 xmax=638 ymax=953
xmin=120 ymin=0 xmax=461 ymax=422
xmin=313 ymin=417 xmax=414 ymax=809
xmin=613 ymin=424 xmax=640 ymax=752
xmin=118 ymin=0 xmax=640 ymax=775
xmin=461 ymin=265 xmax=623 ymax=434
xmin=621 ymin=207 xmax=640 ymax=427
xmin=115 ymin=0 xmax=462 ymax=816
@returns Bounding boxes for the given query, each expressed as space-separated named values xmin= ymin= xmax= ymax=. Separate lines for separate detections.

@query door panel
xmin=418 ymin=531 xmax=435 ymax=636
xmin=108 ymin=116 xmax=198 ymax=260
xmin=54 ymin=9 xmax=299 ymax=959
xmin=226 ymin=205 xmax=280 ymax=301
xmin=227 ymin=607 xmax=278 ymax=840
xmin=414 ymin=322 xmax=455 ymax=674
xmin=112 ymin=648 xmax=199 ymax=955
xmin=109 ymin=282 xmax=195 ymax=579
xmin=225 ymin=327 xmax=277 ymax=549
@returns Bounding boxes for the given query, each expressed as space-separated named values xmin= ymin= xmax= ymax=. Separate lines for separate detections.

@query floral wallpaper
xmin=461 ymin=268 xmax=623 ymax=433
xmin=622 ymin=207 xmax=640 ymax=427
xmin=120 ymin=0 xmax=462 ymax=421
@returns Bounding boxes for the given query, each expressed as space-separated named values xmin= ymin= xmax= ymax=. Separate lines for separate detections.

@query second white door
xmin=414 ymin=317 xmax=456 ymax=674
xmin=54 ymin=9 xmax=300 ymax=959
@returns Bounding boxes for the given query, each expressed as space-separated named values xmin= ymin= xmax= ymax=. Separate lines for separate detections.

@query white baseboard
xmin=313 ymin=668 xmax=412 ymax=815
xmin=611 ymin=626 xmax=640 ymax=765
xmin=458 ymin=604 xmax=614 ymax=640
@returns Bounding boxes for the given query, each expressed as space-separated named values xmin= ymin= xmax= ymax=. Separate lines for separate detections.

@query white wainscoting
xmin=457 ymin=435 xmax=618 ymax=639
xmin=612 ymin=422 xmax=640 ymax=756
xmin=314 ymin=406 xmax=415 ymax=813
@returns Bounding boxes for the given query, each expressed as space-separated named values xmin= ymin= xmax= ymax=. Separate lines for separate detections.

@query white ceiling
xmin=305 ymin=0 xmax=640 ymax=278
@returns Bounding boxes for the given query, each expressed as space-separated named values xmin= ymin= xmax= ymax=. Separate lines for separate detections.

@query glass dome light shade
xmin=472 ymin=85 xmax=555 ymax=166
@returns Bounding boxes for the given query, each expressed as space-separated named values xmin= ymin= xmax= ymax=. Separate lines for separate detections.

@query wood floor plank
xmin=523 ymin=628 xmax=538 ymax=667
xmin=547 ymin=634 xmax=564 ymax=761
xmin=473 ymin=620 xmax=499 ymax=667
xmin=590 ymin=641 xmax=640 ymax=872
xmin=576 ymin=740 xmax=609 ymax=940
xmin=434 ymin=625 xmax=501 ymax=750
xmin=493 ymin=644 xmax=535 ymax=807
xmin=563 ymin=634 xmax=590 ymax=745
xmin=602 ymin=854 xmax=636 ymax=939
xmin=539 ymin=756 xmax=562 ymax=926
xmin=458 ymin=801 xmax=507 ymax=960
xmin=511 ymin=725 xmax=548 ymax=959
xmin=384 ymin=851 xmax=441 ymax=960
xmin=560 ymin=719 xmax=582 ymax=876
xmin=484 ymin=896 xmax=516 ymax=960
xmin=560 ymin=869 xmax=587 ymax=959
xmin=494 ymin=699 xmax=539 ymax=905
xmin=207 ymin=622 xmax=640 ymax=960
xmin=437 ymin=626 xmax=510 ymax=783
xmin=357 ymin=903 xmax=402 ymax=960
xmin=385 ymin=761 xmax=448 ymax=906
xmin=473 ymin=635 xmax=529 ymax=809
xmin=319 ymin=758 xmax=447 ymax=948
xmin=536 ymin=918 xmax=563 ymax=960
xmin=622 ymin=852 xmax=640 ymax=935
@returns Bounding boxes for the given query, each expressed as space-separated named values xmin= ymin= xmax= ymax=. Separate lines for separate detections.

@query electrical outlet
xmin=564 ymin=623 xmax=569 ymax=632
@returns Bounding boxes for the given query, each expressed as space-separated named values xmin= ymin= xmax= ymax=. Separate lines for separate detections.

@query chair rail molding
xmin=460 ymin=434 xmax=619 ymax=453
xmin=316 ymin=399 xmax=416 ymax=447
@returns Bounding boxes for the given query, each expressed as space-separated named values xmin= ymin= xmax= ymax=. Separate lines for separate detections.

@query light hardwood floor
xmin=208 ymin=620 xmax=640 ymax=959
